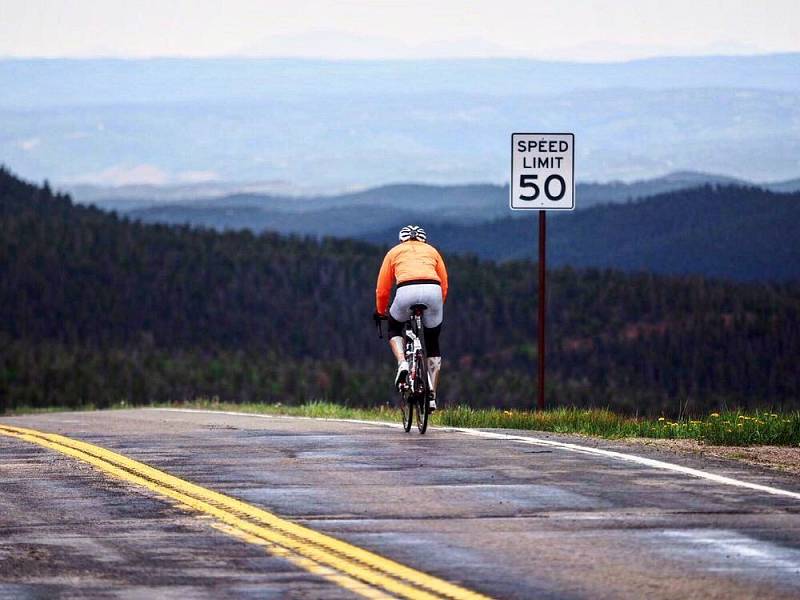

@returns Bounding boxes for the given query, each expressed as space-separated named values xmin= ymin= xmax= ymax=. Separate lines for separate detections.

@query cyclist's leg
xmin=387 ymin=315 xmax=405 ymax=362
xmin=417 ymin=285 xmax=444 ymax=406
xmin=424 ymin=326 xmax=442 ymax=408
xmin=386 ymin=315 xmax=408 ymax=388
xmin=424 ymin=325 xmax=442 ymax=389
xmin=388 ymin=292 xmax=413 ymax=388
xmin=423 ymin=324 xmax=441 ymax=357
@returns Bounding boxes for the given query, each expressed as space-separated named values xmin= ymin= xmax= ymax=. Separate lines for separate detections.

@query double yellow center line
xmin=0 ymin=424 xmax=490 ymax=600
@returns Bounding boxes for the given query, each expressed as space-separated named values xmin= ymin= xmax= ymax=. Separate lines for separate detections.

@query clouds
xmin=72 ymin=164 xmax=170 ymax=186
xmin=70 ymin=164 xmax=220 ymax=186
xmin=16 ymin=137 xmax=40 ymax=151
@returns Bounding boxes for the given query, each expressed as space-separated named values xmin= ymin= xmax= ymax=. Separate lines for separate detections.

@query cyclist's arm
xmin=435 ymin=250 xmax=449 ymax=303
xmin=376 ymin=252 xmax=395 ymax=314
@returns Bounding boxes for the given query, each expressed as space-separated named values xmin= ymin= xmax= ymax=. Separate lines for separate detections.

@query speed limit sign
xmin=509 ymin=132 xmax=575 ymax=412
xmin=510 ymin=133 xmax=575 ymax=210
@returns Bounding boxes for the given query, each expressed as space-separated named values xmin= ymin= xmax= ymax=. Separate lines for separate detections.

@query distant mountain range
xmin=3 ymin=54 xmax=800 ymax=186
xmin=75 ymin=169 xmax=761 ymax=212
xmin=359 ymin=185 xmax=800 ymax=282
xmin=110 ymin=170 xmax=798 ymax=234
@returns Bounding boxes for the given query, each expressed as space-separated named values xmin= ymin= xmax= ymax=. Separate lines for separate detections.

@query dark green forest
xmin=2 ymin=167 xmax=799 ymax=415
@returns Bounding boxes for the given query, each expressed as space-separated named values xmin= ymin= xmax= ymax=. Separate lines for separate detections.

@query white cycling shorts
xmin=389 ymin=283 xmax=444 ymax=328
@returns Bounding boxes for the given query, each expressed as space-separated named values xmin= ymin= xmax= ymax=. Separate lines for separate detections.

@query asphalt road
xmin=2 ymin=408 xmax=800 ymax=599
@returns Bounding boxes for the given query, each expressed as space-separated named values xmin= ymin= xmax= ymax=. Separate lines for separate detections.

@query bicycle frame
xmin=398 ymin=307 xmax=431 ymax=433
xmin=404 ymin=322 xmax=423 ymax=393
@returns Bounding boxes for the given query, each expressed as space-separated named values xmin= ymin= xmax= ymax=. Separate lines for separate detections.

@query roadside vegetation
xmin=157 ymin=400 xmax=800 ymax=447
xmin=436 ymin=405 xmax=800 ymax=446
xmin=5 ymin=399 xmax=799 ymax=446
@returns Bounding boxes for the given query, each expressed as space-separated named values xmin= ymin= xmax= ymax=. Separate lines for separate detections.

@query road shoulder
xmin=620 ymin=437 xmax=800 ymax=477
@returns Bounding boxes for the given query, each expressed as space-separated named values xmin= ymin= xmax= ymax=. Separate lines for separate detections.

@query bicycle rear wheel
xmin=415 ymin=351 xmax=430 ymax=434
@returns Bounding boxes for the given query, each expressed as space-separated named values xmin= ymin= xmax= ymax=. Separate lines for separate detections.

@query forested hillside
xmin=2 ymin=167 xmax=799 ymax=415
xmin=362 ymin=185 xmax=800 ymax=282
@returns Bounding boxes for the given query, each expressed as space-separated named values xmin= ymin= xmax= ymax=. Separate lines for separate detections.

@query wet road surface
xmin=2 ymin=408 xmax=800 ymax=599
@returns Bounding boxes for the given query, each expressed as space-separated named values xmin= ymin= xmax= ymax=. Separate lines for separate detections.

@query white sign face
xmin=510 ymin=133 xmax=575 ymax=210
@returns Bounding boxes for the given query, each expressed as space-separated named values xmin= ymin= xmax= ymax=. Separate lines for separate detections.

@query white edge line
xmin=152 ymin=408 xmax=800 ymax=501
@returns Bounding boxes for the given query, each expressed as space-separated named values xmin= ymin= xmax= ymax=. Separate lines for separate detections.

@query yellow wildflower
xmin=658 ymin=417 xmax=666 ymax=422
xmin=710 ymin=413 xmax=720 ymax=418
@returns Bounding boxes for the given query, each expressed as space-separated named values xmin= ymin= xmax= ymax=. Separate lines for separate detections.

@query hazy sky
xmin=1 ymin=0 xmax=798 ymax=61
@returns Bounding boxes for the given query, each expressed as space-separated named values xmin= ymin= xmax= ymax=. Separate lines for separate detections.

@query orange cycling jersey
xmin=376 ymin=240 xmax=449 ymax=315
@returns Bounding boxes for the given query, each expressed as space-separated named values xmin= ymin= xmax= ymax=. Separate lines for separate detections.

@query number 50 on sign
xmin=510 ymin=133 xmax=575 ymax=211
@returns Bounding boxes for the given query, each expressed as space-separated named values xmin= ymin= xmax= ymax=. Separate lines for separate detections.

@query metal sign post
xmin=538 ymin=210 xmax=546 ymax=410
xmin=510 ymin=133 xmax=575 ymax=410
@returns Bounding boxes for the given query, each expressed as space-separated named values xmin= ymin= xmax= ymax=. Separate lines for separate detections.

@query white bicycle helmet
xmin=398 ymin=225 xmax=427 ymax=243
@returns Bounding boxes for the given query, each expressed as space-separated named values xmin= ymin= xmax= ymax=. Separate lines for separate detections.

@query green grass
xmin=166 ymin=399 xmax=800 ymax=447
xmin=436 ymin=406 xmax=800 ymax=446
xmin=5 ymin=399 xmax=800 ymax=446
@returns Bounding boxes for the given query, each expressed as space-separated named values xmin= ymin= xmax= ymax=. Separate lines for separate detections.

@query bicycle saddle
xmin=410 ymin=303 xmax=428 ymax=312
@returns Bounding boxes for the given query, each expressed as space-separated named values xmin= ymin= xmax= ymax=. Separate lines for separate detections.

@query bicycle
xmin=374 ymin=305 xmax=432 ymax=434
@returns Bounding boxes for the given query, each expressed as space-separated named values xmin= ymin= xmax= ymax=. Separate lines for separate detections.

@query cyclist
xmin=374 ymin=225 xmax=448 ymax=410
